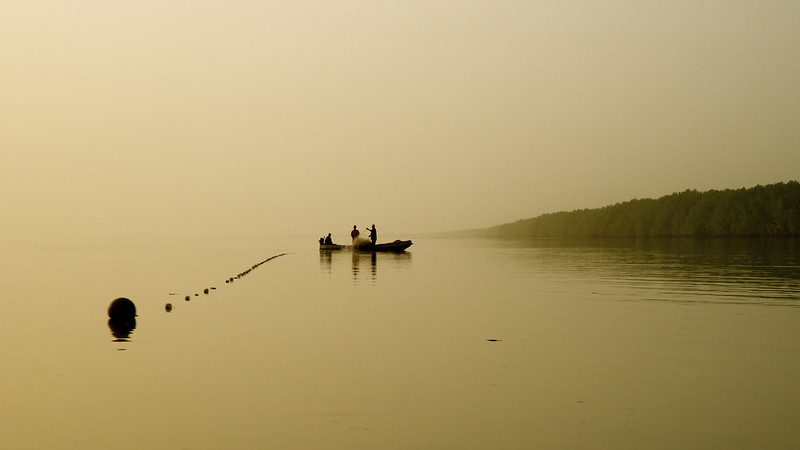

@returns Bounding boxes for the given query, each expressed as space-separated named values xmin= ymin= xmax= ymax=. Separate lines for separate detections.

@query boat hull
xmin=368 ymin=240 xmax=413 ymax=252
xmin=319 ymin=240 xmax=412 ymax=252
xmin=319 ymin=243 xmax=346 ymax=251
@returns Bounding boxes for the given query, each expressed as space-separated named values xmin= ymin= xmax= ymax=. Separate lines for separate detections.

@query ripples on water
xmin=490 ymin=237 xmax=800 ymax=306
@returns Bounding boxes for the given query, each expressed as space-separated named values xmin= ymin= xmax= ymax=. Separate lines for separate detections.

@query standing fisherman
xmin=351 ymin=225 xmax=360 ymax=242
xmin=367 ymin=224 xmax=377 ymax=245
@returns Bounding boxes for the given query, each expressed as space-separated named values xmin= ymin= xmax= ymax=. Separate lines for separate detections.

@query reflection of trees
xmin=486 ymin=181 xmax=800 ymax=238
xmin=501 ymin=238 xmax=800 ymax=304
xmin=509 ymin=237 xmax=800 ymax=287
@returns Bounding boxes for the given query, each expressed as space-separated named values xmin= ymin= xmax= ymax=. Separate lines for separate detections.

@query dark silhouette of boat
xmin=319 ymin=243 xmax=346 ymax=251
xmin=320 ymin=240 xmax=412 ymax=252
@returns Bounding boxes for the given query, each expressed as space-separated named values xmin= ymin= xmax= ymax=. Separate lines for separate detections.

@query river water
xmin=2 ymin=236 xmax=799 ymax=449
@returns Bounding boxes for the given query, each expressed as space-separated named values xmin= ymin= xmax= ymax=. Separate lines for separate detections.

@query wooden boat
xmin=367 ymin=240 xmax=413 ymax=252
xmin=319 ymin=243 xmax=346 ymax=251
xmin=319 ymin=240 xmax=412 ymax=252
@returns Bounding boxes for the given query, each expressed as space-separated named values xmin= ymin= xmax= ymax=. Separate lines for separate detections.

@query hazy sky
xmin=2 ymin=1 xmax=799 ymax=241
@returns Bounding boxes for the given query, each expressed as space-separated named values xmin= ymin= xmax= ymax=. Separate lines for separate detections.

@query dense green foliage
xmin=485 ymin=181 xmax=800 ymax=238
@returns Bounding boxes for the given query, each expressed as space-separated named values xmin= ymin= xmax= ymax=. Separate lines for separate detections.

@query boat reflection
xmin=320 ymin=248 xmax=411 ymax=283
xmin=351 ymin=251 xmax=377 ymax=283
xmin=320 ymin=249 xmax=333 ymax=273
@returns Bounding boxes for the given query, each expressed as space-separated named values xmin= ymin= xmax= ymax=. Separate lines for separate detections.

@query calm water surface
xmin=2 ymin=236 xmax=799 ymax=449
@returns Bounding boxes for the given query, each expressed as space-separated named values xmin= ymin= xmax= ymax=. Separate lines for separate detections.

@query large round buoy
xmin=108 ymin=297 xmax=136 ymax=321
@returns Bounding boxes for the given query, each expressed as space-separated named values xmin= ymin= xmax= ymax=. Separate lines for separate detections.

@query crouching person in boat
xmin=324 ymin=233 xmax=333 ymax=245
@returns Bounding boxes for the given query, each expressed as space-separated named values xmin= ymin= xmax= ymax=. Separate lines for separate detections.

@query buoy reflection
xmin=108 ymin=318 xmax=136 ymax=342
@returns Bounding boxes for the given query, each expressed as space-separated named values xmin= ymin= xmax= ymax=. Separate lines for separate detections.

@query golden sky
xmin=2 ymin=0 xmax=799 ymax=241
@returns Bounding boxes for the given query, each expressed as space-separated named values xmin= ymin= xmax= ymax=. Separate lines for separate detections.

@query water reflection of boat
xmin=320 ymin=240 xmax=412 ymax=252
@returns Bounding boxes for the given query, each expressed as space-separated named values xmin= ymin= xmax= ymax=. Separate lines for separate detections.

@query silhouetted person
xmin=351 ymin=225 xmax=360 ymax=241
xmin=324 ymin=233 xmax=333 ymax=245
xmin=319 ymin=237 xmax=324 ymax=245
xmin=367 ymin=224 xmax=377 ymax=245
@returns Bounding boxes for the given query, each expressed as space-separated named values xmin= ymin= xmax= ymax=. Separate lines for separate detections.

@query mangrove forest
xmin=484 ymin=181 xmax=800 ymax=238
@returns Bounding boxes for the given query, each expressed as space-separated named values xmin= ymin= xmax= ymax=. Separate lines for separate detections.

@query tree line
xmin=483 ymin=181 xmax=800 ymax=238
